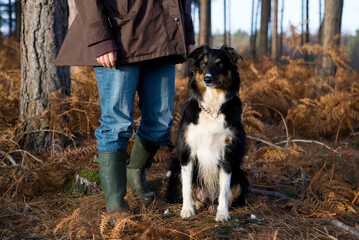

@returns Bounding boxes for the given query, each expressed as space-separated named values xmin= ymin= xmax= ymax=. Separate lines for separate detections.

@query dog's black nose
xmin=203 ymin=75 xmax=213 ymax=84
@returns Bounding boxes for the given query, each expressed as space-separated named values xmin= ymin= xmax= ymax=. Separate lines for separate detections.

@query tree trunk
xmin=258 ymin=0 xmax=270 ymax=59
xmin=271 ymin=0 xmax=278 ymax=60
xmin=227 ymin=0 xmax=231 ymax=46
xmin=199 ymin=0 xmax=211 ymax=46
xmin=250 ymin=0 xmax=255 ymax=57
xmin=317 ymin=0 xmax=343 ymax=77
xmin=306 ymin=0 xmax=309 ymax=44
xmin=319 ymin=0 xmax=322 ymax=24
xmin=223 ymin=0 xmax=227 ymax=45
xmin=19 ymin=0 xmax=70 ymax=152
xmin=14 ymin=0 xmax=21 ymax=41
xmin=301 ymin=0 xmax=304 ymax=46
xmin=0 ymin=11 xmax=2 ymax=36
xmin=279 ymin=0 xmax=284 ymax=56
xmin=253 ymin=0 xmax=261 ymax=58
xmin=318 ymin=0 xmax=322 ymax=43
xmin=8 ymin=0 xmax=13 ymax=38
xmin=305 ymin=0 xmax=309 ymax=61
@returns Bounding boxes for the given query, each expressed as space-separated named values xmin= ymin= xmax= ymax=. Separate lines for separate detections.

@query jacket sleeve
xmin=74 ymin=0 xmax=114 ymax=47
xmin=181 ymin=0 xmax=195 ymax=45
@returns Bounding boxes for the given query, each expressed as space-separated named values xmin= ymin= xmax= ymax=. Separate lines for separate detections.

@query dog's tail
xmin=166 ymin=157 xmax=183 ymax=203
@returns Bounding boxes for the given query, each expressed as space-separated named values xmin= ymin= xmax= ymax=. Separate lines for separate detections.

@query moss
xmin=62 ymin=170 xmax=101 ymax=194
xmin=77 ymin=170 xmax=100 ymax=185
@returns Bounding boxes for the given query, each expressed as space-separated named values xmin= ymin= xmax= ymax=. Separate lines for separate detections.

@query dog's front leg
xmin=180 ymin=160 xmax=195 ymax=218
xmin=216 ymin=168 xmax=232 ymax=222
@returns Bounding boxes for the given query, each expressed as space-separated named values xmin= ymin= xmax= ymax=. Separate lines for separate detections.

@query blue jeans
xmin=94 ymin=61 xmax=175 ymax=152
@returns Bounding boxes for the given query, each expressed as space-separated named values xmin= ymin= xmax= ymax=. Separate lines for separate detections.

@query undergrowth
xmin=0 ymin=31 xmax=359 ymax=239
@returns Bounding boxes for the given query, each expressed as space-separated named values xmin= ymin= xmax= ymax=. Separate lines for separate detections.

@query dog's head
xmin=187 ymin=45 xmax=243 ymax=99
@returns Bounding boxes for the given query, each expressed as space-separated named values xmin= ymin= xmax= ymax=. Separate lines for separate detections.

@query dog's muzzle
xmin=202 ymin=73 xmax=222 ymax=87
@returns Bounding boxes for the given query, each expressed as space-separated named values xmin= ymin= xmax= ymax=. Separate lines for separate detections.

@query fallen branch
xmin=249 ymin=188 xmax=294 ymax=201
xmin=325 ymin=218 xmax=359 ymax=239
xmin=7 ymin=139 xmax=26 ymax=164
xmin=323 ymin=226 xmax=338 ymax=240
xmin=0 ymin=165 xmax=17 ymax=169
xmin=11 ymin=150 xmax=44 ymax=165
xmin=247 ymin=136 xmax=281 ymax=149
xmin=275 ymin=139 xmax=333 ymax=150
xmin=0 ymin=150 xmax=18 ymax=166
xmin=242 ymin=103 xmax=290 ymax=147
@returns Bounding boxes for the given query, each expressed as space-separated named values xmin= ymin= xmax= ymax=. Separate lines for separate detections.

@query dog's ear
xmin=221 ymin=45 xmax=243 ymax=66
xmin=187 ymin=45 xmax=209 ymax=60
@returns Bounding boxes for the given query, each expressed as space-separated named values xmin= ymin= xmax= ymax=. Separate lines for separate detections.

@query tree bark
xmin=199 ymin=0 xmax=211 ymax=46
xmin=301 ymin=0 xmax=304 ymax=46
xmin=227 ymin=0 xmax=231 ymax=46
xmin=258 ymin=0 xmax=270 ymax=59
xmin=305 ymin=0 xmax=309 ymax=44
xmin=305 ymin=0 xmax=309 ymax=61
xmin=19 ymin=0 xmax=70 ymax=152
xmin=317 ymin=0 xmax=343 ymax=77
xmin=253 ymin=0 xmax=261 ymax=58
xmin=223 ymin=0 xmax=227 ymax=45
xmin=8 ymin=0 xmax=13 ymax=37
xmin=279 ymin=0 xmax=284 ymax=56
xmin=319 ymin=0 xmax=322 ymax=24
xmin=14 ymin=0 xmax=21 ymax=41
xmin=250 ymin=0 xmax=255 ymax=57
xmin=318 ymin=0 xmax=322 ymax=43
xmin=271 ymin=0 xmax=278 ymax=60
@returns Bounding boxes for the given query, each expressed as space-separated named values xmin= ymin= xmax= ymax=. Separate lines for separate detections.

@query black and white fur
xmin=166 ymin=45 xmax=249 ymax=222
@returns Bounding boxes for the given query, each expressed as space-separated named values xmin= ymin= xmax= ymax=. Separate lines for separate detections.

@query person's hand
xmin=96 ymin=51 xmax=117 ymax=69
xmin=186 ymin=45 xmax=194 ymax=56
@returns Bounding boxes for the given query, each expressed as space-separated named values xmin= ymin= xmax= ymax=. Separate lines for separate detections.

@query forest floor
xmin=0 ymin=39 xmax=359 ymax=239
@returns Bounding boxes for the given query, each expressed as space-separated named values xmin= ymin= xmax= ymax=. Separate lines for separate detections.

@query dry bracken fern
xmin=287 ymin=92 xmax=359 ymax=139
xmin=54 ymin=145 xmax=97 ymax=162
xmin=308 ymin=170 xmax=358 ymax=215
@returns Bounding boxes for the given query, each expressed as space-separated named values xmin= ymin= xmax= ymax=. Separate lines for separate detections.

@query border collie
xmin=166 ymin=45 xmax=249 ymax=222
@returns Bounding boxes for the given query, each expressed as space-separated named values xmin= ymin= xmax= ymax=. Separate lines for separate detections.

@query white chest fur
xmin=186 ymin=112 xmax=233 ymax=161
xmin=184 ymin=90 xmax=233 ymax=192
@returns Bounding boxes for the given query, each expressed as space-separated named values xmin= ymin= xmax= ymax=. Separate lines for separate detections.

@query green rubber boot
xmin=96 ymin=151 xmax=129 ymax=214
xmin=127 ymin=137 xmax=159 ymax=203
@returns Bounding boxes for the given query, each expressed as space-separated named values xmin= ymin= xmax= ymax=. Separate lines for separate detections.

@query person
xmin=55 ymin=0 xmax=194 ymax=215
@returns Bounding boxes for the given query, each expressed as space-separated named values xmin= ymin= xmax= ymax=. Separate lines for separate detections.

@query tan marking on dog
xmin=195 ymin=72 xmax=207 ymax=94
xmin=216 ymin=70 xmax=233 ymax=94
xmin=215 ymin=58 xmax=221 ymax=63
xmin=215 ymin=88 xmax=226 ymax=95
xmin=229 ymin=185 xmax=241 ymax=207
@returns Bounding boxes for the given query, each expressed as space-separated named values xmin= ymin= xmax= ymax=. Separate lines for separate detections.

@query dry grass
xmin=1 ymin=33 xmax=359 ymax=239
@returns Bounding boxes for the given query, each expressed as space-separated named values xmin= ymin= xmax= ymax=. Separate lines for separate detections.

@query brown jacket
xmin=55 ymin=0 xmax=195 ymax=66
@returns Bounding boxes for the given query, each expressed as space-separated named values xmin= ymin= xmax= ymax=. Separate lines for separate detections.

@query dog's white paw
xmin=215 ymin=210 xmax=231 ymax=222
xmin=180 ymin=207 xmax=195 ymax=219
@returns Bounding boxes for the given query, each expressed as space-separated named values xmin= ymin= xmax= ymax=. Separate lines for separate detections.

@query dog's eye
xmin=200 ymin=62 xmax=207 ymax=68
xmin=217 ymin=63 xmax=224 ymax=69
